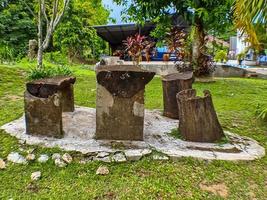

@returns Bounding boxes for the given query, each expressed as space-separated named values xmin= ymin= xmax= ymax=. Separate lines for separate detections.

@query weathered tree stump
xmin=162 ymin=72 xmax=194 ymax=119
xmin=24 ymin=90 xmax=63 ymax=138
xmin=95 ymin=65 xmax=155 ymax=141
xmin=26 ymin=76 xmax=76 ymax=112
xmin=176 ymin=89 xmax=224 ymax=142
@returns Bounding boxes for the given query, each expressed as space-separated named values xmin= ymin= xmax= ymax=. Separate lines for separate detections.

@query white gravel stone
xmin=0 ymin=158 xmax=6 ymax=169
xmin=62 ymin=153 xmax=72 ymax=164
xmin=96 ymin=152 xmax=109 ymax=158
xmin=125 ymin=149 xmax=152 ymax=161
xmin=7 ymin=152 xmax=27 ymax=164
xmin=152 ymin=154 xmax=169 ymax=160
xmin=94 ymin=156 xmax=111 ymax=163
xmin=26 ymin=154 xmax=35 ymax=161
xmin=26 ymin=148 xmax=35 ymax=154
xmin=55 ymin=158 xmax=67 ymax=167
xmin=38 ymin=154 xmax=49 ymax=163
xmin=112 ymin=153 xmax=127 ymax=162
xmin=52 ymin=153 xmax=61 ymax=160
xmin=96 ymin=166 xmax=109 ymax=175
xmin=31 ymin=171 xmax=41 ymax=181
xmin=19 ymin=148 xmax=25 ymax=152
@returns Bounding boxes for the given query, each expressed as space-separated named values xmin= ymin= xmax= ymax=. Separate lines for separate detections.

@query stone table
xmin=95 ymin=65 xmax=155 ymax=141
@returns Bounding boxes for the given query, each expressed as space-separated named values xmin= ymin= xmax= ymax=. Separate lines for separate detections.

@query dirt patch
xmin=5 ymin=95 xmax=23 ymax=101
xmin=137 ymin=169 xmax=151 ymax=178
xmin=26 ymin=183 xmax=39 ymax=193
xmin=199 ymin=182 xmax=229 ymax=198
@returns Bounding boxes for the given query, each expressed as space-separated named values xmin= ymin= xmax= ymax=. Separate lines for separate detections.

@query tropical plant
xmin=233 ymin=0 xmax=267 ymax=50
xmin=123 ymin=34 xmax=146 ymax=65
xmin=214 ymin=50 xmax=228 ymax=63
xmin=165 ymin=28 xmax=187 ymax=60
xmin=115 ymin=0 xmax=233 ymax=76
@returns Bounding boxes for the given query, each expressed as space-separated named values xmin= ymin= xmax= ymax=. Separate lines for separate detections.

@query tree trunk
xmin=162 ymin=72 xmax=194 ymax=119
xmin=177 ymin=89 xmax=224 ymax=142
xmin=37 ymin=0 xmax=43 ymax=69
xmin=192 ymin=18 xmax=209 ymax=77
xmin=36 ymin=0 xmax=70 ymax=69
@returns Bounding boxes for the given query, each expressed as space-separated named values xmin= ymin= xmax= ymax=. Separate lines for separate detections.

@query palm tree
xmin=233 ymin=0 xmax=267 ymax=49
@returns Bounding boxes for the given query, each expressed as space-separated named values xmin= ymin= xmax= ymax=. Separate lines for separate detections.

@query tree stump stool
xmin=95 ymin=65 xmax=155 ymax=141
xmin=176 ymin=89 xmax=224 ymax=142
xmin=25 ymin=76 xmax=76 ymax=138
xmin=162 ymin=72 xmax=194 ymax=119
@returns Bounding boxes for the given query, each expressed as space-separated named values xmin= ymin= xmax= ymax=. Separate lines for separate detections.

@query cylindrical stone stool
xmin=162 ymin=72 xmax=194 ymax=119
xmin=95 ymin=65 xmax=155 ymax=141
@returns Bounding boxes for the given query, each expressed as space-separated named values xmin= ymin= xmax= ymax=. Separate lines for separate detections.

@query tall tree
xmin=115 ymin=0 xmax=233 ymax=76
xmin=0 ymin=0 xmax=36 ymax=58
xmin=54 ymin=0 xmax=109 ymax=62
xmin=37 ymin=0 xmax=70 ymax=68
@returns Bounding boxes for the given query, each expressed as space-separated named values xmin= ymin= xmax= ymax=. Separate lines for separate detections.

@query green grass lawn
xmin=0 ymin=63 xmax=266 ymax=199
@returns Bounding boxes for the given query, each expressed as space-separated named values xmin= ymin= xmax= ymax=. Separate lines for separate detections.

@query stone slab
xmin=1 ymin=106 xmax=265 ymax=161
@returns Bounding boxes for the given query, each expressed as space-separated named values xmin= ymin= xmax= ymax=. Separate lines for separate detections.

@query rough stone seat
xmin=24 ymin=76 xmax=76 ymax=138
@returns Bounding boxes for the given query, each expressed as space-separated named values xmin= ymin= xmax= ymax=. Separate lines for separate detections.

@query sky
xmin=102 ymin=0 xmax=126 ymax=24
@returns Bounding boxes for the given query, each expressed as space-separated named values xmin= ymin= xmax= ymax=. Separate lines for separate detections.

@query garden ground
xmin=0 ymin=62 xmax=266 ymax=199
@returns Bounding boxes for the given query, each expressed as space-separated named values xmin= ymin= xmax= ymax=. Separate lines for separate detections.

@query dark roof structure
xmin=93 ymin=22 xmax=156 ymax=46
xmin=93 ymin=16 xmax=189 ymax=54
xmin=93 ymin=15 xmax=189 ymax=46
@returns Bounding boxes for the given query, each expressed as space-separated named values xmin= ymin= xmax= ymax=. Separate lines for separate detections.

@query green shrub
xmin=0 ymin=45 xmax=16 ymax=63
xmin=43 ymin=51 xmax=69 ymax=65
xmin=27 ymin=66 xmax=73 ymax=80
xmin=214 ymin=50 xmax=227 ymax=62
xmin=256 ymin=104 xmax=267 ymax=121
xmin=236 ymin=51 xmax=246 ymax=60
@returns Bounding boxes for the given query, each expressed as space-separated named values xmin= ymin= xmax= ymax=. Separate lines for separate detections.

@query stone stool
xmin=95 ymin=65 xmax=155 ymax=141
xmin=161 ymin=72 xmax=194 ymax=119
xmin=25 ymin=76 xmax=76 ymax=138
